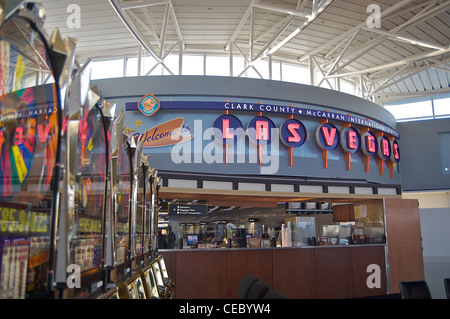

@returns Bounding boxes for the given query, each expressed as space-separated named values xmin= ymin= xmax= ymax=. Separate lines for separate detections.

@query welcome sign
xmin=135 ymin=117 xmax=193 ymax=148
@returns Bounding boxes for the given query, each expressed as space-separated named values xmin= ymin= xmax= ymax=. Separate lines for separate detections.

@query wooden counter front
xmin=159 ymin=245 xmax=387 ymax=299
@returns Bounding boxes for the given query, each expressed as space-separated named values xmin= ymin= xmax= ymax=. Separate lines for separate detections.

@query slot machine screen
xmin=152 ymin=261 xmax=164 ymax=287
xmin=128 ymin=277 xmax=146 ymax=299
xmin=72 ymin=105 xmax=107 ymax=273
xmin=144 ymin=268 xmax=159 ymax=298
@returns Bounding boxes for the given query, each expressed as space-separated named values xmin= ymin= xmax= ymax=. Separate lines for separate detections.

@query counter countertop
xmin=160 ymin=243 xmax=386 ymax=252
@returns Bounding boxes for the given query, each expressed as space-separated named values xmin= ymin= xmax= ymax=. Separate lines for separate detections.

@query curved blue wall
xmin=94 ymin=76 xmax=400 ymax=186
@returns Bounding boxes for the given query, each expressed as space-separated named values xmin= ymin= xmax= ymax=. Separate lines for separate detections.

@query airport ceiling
xmin=37 ymin=0 xmax=449 ymax=103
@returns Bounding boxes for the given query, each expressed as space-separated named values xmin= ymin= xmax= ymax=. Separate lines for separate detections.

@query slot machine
xmin=135 ymin=153 xmax=150 ymax=268
xmin=130 ymin=137 xmax=143 ymax=269
xmin=107 ymin=126 xmax=137 ymax=282
xmin=0 ymin=3 xmax=76 ymax=298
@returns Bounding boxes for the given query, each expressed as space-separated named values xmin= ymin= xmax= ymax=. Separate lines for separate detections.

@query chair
xmin=247 ymin=280 xmax=270 ymax=299
xmin=444 ymin=278 xmax=450 ymax=299
xmin=264 ymin=290 xmax=287 ymax=299
xmin=237 ymin=274 xmax=259 ymax=299
xmin=399 ymin=280 xmax=432 ymax=299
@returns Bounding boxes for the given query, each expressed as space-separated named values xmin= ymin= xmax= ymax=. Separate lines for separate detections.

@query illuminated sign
xmin=126 ymin=98 xmax=400 ymax=176
xmin=247 ymin=116 xmax=276 ymax=145
xmin=315 ymin=123 xmax=340 ymax=151
xmin=279 ymin=118 xmax=307 ymax=148
xmin=212 ymin=114 xmax=401 ymax=173
xmin=213 ymin=114 xmax=243 ymax=144
xmin=340 ymin=127 xmax=361 ymax=153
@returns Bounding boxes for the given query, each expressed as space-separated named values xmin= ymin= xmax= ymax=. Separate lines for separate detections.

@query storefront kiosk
xmin=92 ymin=74 xmax=424 ymax=299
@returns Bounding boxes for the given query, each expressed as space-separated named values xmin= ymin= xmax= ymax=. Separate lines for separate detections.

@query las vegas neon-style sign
xmin=213 ymin=113 xmax=400 ymax=174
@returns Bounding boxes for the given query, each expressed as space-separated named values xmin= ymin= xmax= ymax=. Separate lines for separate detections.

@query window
xmin=183 ymin=55 xmax=204 ymax=75
xmin=433 ymin=95 xmax=450 ymax=119
xmin=126 ymin=57 xmax=138 ymax=77
xmin=384 ymin=99 xmax=433 ymax=121
xmin=206 ymin=56 xmax=229 ymax=76
xmin=282 ymin=63 xmax=310 ymax=85
xmin=91 ymin=59 xmax=124 ymax=80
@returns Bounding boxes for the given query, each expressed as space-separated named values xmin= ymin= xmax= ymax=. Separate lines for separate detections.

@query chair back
xmin=247 ymin=280 xmax=270 ymax=299
xmin=237 ymin=274 xmax=259 ymax=299
xmin=444 ymin=278 xmax=450 ymax=299
xmin=399 ymin=280 xmax=432 ymax=299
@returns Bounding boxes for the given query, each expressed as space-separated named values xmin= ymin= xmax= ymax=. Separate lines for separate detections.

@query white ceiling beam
xmin=253 ymin=15 xmax=295 ymax=61
xmin=126 ymin=9 xmax=160 ymax=48
xmin=120 ymin=0 xmax=169 ymax=10
xmin=159 ymin=3 xmax=169 ymax=57
xmin=168 ymin=0 xmax=185 ymax=48
xmin=253 ymin=1 xmax=310 ymax=19
xmin=313 ymin=56 xmax=334 ymax=89
xmin=225 ymin=0 xmax=259 ymax=51
xmin=249 ymin=5 xmax=255 ymax=61
xmin=360 ymin=27 xmax=447 ymax=51
xmin=370 ymin=56 xmax=450 ymax=94
xmin=324 ymin=0 xmax=449 ymax=75
xmin=254 ymin=15 xmax=294 ymax=44
xmin=325 ymin=29 xmax=359 ymax=76
xmin=235 ymin=0 xmax=334 ymax=76
xmin=263 ymin=0 xmax=334 ymax=58
xmin=326 ymin=47 xmax=450 ymax=79
xmin=297 ymin=0 xmax=416 ymax=63
xmin=109 ymin=0 xmax=174 ymax=74
xmin=234 ymin=43 xmax=264 ymax=79
xmin=369 ymin=64 xmax=410 ymax=94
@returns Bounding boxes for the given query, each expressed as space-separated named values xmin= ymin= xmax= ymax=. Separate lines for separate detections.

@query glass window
xmin=206 ymin=55 xmax=229 ymax=76
xmin=91 ymin=59 xmax=124 ymax=80
xmin=384 ymin=99 xmax=433 ymax=121
xmin=340 ymin=80 xmax=356 ymax=95
xmin=282 ymin=63 xmax=310 ymax=85
xmin=232 ymin=56 xmax=245 ymax=77
xmin=126 ymin=57 xmax=138 ymax=77
xmin=433 ymin=96 xmax=450 ymax=118
xmin=142 ymin=56 xmax=158 ymax=75
xmin=161 ymin=54 xmax=179 ymax=75
xmin=271 ymin=61 xmax=281 ymax=81
xmin=183 ymin=55 xmax=204 ymax=75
